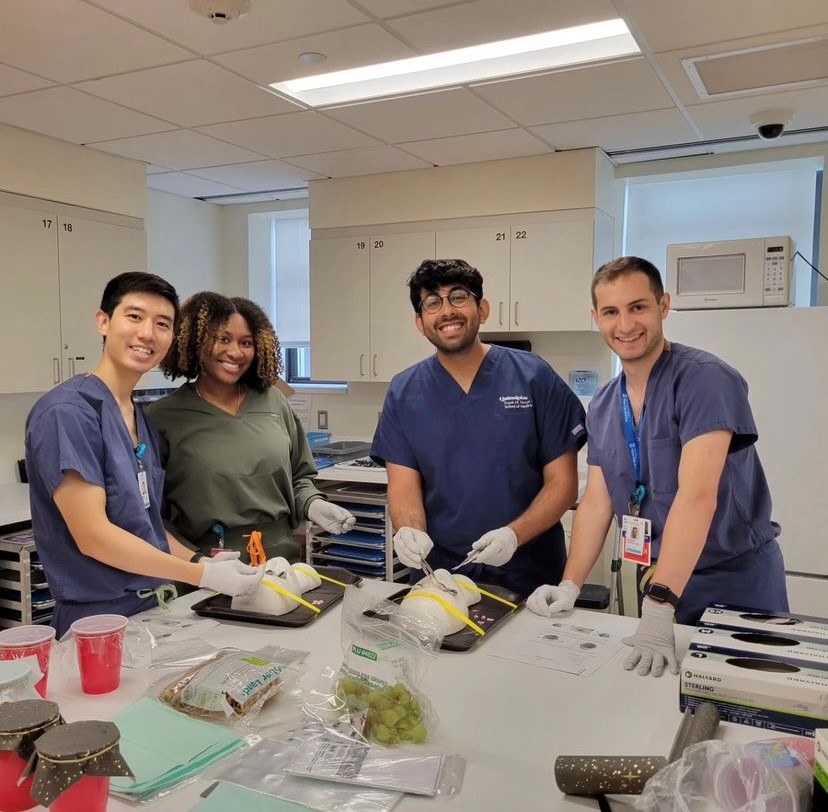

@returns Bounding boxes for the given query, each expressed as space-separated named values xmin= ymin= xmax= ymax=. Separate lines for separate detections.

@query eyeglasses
xmin=418 ymin=287 xmax=478 ymax=314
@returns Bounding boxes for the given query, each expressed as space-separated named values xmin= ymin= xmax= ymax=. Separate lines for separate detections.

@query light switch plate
xmin=317 ymin=410 xmax=328 ymax=430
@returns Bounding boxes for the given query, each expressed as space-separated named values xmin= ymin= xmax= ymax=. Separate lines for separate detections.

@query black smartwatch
xmin=645 ymin=582 xmax=680 ymax=609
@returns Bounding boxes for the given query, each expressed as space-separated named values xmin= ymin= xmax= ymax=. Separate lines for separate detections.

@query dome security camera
xmin=750 ymin=109 xmax=793 ymax=140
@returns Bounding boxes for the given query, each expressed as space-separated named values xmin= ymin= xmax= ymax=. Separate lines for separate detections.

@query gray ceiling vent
xmin=683 ymin=37 xmax=828 ymax=99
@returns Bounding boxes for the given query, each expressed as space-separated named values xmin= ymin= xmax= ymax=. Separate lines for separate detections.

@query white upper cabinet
xmin=436 ymin=225 xmax=511 ymax=330
xmin=311 ymin=231 xmax=434 ymax=382
xmin=57 ymin=216 xmax=147 ymax=379
xmin=0 ymin=205 xmax=62 ymax=393
xmin=0 ymin=197 xmax=146 ymax=394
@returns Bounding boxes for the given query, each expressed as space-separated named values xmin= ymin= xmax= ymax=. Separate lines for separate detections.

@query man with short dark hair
xmin=371 ymin=259 xmax=587 ymax=595
xmin=527 ymin=257 xmax=788 ymax=677
xmin=26 ymin=272 xmax=263 ymax=635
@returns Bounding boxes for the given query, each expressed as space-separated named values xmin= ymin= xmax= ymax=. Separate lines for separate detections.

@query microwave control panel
xmin=762 ymin=239 xmax=791 ymax=305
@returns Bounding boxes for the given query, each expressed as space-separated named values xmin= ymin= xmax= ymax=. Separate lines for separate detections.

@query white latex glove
xmin=198 ymin=558 xmax=263 ymax=597
xmin=526 ymin=580 xmax=580 ymax=617
xmin=469 ymin=527 xmax=518 ymax=567
xmin=198 ymin=550 xmax=240 ymax=563
xmin=392 ymin=527 xmax=433 ymax=569
xmin=622 ymin=599 xmax=679 ymax=677
xmin=307 ymin=500 xmax=357 ymax=534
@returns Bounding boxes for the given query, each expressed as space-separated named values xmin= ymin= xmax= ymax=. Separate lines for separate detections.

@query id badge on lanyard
xmin=135 ymin=443 xmax=150 ymax=510
xmin=619 ymin=380 xmax=651 ymax=565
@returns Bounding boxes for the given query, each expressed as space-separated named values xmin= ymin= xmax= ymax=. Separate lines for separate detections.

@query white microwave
xmin=666 ymin=236 xmax=794 ymax=310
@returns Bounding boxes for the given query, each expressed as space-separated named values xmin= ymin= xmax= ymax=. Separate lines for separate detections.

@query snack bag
xmin=333 ymin=583 xmax=442 ymax=746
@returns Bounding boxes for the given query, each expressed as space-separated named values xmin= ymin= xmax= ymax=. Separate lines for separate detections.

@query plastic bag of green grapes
xmin=333 ymin=583 xmax=443 ymax=746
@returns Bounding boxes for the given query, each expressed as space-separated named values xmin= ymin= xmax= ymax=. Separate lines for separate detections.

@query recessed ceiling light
xmin=298 ymin=52 xmax=328 ymax=65
xmin=270 ymin=19 xmax=639 ymax=107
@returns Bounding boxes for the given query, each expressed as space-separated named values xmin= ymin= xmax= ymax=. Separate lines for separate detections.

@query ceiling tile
xmin=326 ymin=89 xmax=515 ymax=143
xmin=147 ymin=172 xmax=246 ymax=197
xmin=685 ymin=85 xmax=828 ymax=139
xmin=189 ymin=160 xmax=325 ymax=190
xmin=649 ymin=23 xmax=828 ymax=106
xmin=623 ymin=0 xmax=828 ymax=54
xmin=90 ymin=130 xmax=267 ymax=170
xmin=0 ymin=64 xmax=53 ymax=97
xmin=0 ymin=87 xmax=173 ymax=144
xmin=0 ymin=0 xmax=191 ymax=83
xmin=530 ymin=109 xmax=697 ymax=151
xmin=199 ymin=111 xmax=379 ymax=157
xmin=473 ymin=58 xmax=674 ymax=127
xmin=357 ymin=0 xmax=469 ymax=17
xmin=145 ymin=164 xmax=169 ymax=175
xmin=401 ymin=128 xmax=550 ymax=165
xmin=91 ymin=0 xmax=369 ymax=55
xmin=286 ymin=146 xmax=432 ymax=177
xmin=75 ymin=61 xmax=298 ymax=127
xmin=387 ymin=0 xmax=618 ymax=52
xmin=213 ymin=25 xmax=414 ymax=85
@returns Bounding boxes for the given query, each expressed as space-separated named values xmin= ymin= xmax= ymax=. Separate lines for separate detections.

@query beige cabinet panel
xmin=57 ymin=217 xmax=147 ymax=378
xmin=0 ymin=206 xmax=61 ymax=393
xmin=369 ymin=232 xmax=434 ymax=382
xmin=436 ymin=226 xmax=511 ymax=330
xmin=510 ymin=219 xmax=595 ymax=332
xmin=310 ymin=236 xmax=370 ymax=381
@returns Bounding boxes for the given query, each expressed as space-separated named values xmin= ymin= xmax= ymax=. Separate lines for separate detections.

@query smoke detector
xmin=188 ymin=0 xmax=251 ymax=24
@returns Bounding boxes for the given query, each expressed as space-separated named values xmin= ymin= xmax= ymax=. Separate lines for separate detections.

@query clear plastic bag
xmin=305 ymin=582 xmax=442 ymax=746
xmin=149 ymin=645 xmax=308 ymax=732
xmin=636 ymin=738 xmax=815 ymax=812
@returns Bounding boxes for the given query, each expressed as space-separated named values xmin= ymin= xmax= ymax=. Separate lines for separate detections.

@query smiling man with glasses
xmin=371 ymin=258 xmax=587 ymax=597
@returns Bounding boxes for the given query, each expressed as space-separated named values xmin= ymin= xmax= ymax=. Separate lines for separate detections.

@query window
xmin=248 ymin=208 xmax=345 ymax=387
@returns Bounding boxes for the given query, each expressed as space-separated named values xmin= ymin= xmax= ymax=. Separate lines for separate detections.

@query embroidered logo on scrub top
xmin=499 ymin=395 xmax=533 ymax=410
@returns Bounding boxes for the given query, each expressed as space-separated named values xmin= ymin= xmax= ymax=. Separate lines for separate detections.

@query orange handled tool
xmin=245 ymin=530 xmax=266 ymax=566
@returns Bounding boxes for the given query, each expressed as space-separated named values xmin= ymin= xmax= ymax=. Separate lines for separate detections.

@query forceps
xmin=451 ymin=550 xmax=480 ymax=571
xmin=419 ymin=556 xmax=456 ymax=594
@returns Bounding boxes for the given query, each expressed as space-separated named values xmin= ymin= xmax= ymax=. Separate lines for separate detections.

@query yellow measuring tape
xmin=261 ymin=578 xmax=321 ymax=613
xmin=458 ymin=582 xmax=518 ymax=609
xmin=292 ymin=564 xmax=349 ymax=589
xmin=406 ymin=591 xmax=486 ymax=636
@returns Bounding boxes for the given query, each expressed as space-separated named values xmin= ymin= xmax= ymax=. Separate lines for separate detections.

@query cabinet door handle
xmin=68 ymin=357 xmax=75 ymax=376
xmin=52 ymin=357 xmax=60 ymax=384
xmin=514 ymin=301 xmax=519 ymax=326
xmin=359 ymin=354 xmax=365 ymax=377
xmin=372 ymin=354 xmax=378 ymax=377
xmin=499 ymin=301 xmax=504 ymax=326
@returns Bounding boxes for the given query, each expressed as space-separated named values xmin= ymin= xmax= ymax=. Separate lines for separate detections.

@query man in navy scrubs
xmin=527 ymin=257 xmax=788 ymax=676
xmin=371 ymin=259 xmax=586 ymax=596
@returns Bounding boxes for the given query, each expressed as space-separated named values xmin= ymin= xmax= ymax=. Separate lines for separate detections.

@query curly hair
xmin=160 ymin=292 xmax=283 ymax=392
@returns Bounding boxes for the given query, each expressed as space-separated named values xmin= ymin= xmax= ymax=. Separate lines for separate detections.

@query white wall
xmin=625 ymin=160 xmax=820 ymax=305
xmin=146 ymin=189 xmax=223 ymax=298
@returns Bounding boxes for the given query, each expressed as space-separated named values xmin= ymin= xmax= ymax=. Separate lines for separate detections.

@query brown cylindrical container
xmin=0 ymin=700 xmax=62 ymax=812
xmin=31 ymin=720 xmax=133 ymax=811
xmin=554 ymin=755 xmax=667 ymax=796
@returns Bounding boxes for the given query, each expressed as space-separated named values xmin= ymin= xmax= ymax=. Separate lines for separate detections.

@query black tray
xmin=191 ymin=566 xmax=361 ymax=627
xmin=368 ymin=583 xmax=523 ymax=652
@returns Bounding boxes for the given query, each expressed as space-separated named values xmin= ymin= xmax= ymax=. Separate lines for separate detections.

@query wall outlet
xmin=317 ymin=410 xmax=328 ymax=430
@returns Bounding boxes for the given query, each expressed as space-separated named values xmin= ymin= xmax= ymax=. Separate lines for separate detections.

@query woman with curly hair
xmin=146 ymin=292 xmax=354 ymax=562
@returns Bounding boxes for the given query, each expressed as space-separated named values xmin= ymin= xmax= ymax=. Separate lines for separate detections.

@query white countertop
xmin=37 ymin=583 xmax=774 ymax=812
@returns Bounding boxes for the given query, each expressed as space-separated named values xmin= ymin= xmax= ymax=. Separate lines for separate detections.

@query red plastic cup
xmin=0 ymin=626 xmax=56 ymax=698
xmin=0 ymin=750 xmax=36 ymax=811
xmin=70 ymin=615 xmax=128 ymax=695
xmin=49 ymin=775 xmax=109 ymax=812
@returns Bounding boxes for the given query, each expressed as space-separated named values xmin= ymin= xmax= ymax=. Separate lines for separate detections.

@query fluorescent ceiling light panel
xmin=271 ymin=19 xmax=639 ymax=107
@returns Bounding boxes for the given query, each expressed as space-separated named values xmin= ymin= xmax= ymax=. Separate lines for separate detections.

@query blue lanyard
xmin=619 ymin=377 xmax=646 ymax=511
xmin=134 ymin=442 xmax=147 ymax=470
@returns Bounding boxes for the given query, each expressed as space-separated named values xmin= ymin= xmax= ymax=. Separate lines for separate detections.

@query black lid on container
xmin=32 ymin=721 xmax=133 ymax=807
xmin=0 ymin=700 xmax=60 ymax=736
